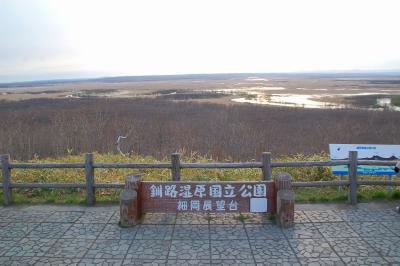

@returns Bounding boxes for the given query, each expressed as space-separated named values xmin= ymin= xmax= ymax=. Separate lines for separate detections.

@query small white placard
xmin=250 ymin=198 xmax=267 ymax=213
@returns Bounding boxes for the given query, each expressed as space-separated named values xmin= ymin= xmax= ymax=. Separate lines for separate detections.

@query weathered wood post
xmin=171 ymin=153 xmax=181 ymax=181
xmin=262 ymin=152 xmax=272 ymax=181
xmin=275 ymin=172 xmax=294 ymax=228
xmin=1 ymin=154 xmax=12 ymax=206
xmin=85 ymin=153 xmax=95 ymax=206
xmin=348 ymin=151 xmax=358 ymax=205
xmin=120 ymin=173 xmax=142 ymax=227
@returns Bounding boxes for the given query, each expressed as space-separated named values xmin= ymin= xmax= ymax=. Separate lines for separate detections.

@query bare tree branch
xmin=116 ymin=127 xmax=134 ymax=156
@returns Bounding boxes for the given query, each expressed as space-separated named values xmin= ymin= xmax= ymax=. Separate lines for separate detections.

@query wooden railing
xmin=1 ymin=151 xmax=398 ymax=206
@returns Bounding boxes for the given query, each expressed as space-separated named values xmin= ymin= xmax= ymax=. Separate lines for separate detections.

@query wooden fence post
xmin=120 ymin=174 xmax=142 ymax=227
xmin=1 ymin=154 xmax=12 ymax=206
xmin=85 ymin=153 xmax=95 ymax=206
xmin=348 ymin=151 xmax=358 ymax=205
xmin=171 ymin=153 xmax=181 ymax=181
xmin=275 ymin=172 xmax=294 ymax=228
xmin=262 ymin=152 xmax=272 ymax=181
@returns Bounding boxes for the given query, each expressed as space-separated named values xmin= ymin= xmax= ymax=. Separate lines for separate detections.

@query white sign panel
xmin=329 ymin=144 xmax=400 ymax=175
xmin=250 ymin=198 xmax=268 ymax=212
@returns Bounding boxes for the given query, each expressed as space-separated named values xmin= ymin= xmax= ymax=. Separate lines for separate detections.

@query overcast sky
xmin=0 ymin=0 xmax=399 ymax=83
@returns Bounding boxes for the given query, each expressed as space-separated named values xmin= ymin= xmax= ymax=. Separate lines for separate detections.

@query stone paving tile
xmin=341 ymin=256 xmax=389 ymax=265
xmin=364 ymin=236 xmax=400 ymax=257
xmin=34 ymin=257 xmax=81 ymax=265
xmin=142 ymin=213 xmax=176 ymax=224
xmin=283 ymin=223 xmax=323 ymax=239
xmin=173 ymin=224 xmax=209 ymax=239
xmin=336 ymin=209 xmax=398 ymax=222
xmin=314 ymin=222 xmax=359 ymax=238
xmin=209 ymin=213 xmax=243 ymax=225
xmin=125 ymin=240 xmax=170 ymax=260
xmin=245 ymin=224 xmax=284 ymax=239
xmin=298 ymin=257 xmax=344 ymax=265
xmin=348 ymin=222 xmax=393 ymax=237
xmin=210 ymin=224 xmax=247 ymax=240
xmin=303 ymin=210 xmax=344 ymax=223
xmin=176 ymin=213 xmax=210 ymax=224
xmin=211 ymin=240 xmax=253 ymax=260
xmin=3 ymin=237 xmax=57 ymax=257
xmin=249 ymin=239 xmax=296 ymax=262
xmin=79 ymin=258 xmax=123 ymax=265
xmin=0 ymin=222 xmax=38 ymax=238
xmin=167 ymin=259 xmax=210 ymax=265
xmin=0 ymin=239 xmax=20 ymax=256
xmin=135 ymin=225 xmax=174 ymax=240
xmin=374 ymin=209 xmax=399 ymax=221
xmin=241 ymin=213 xmax=272 ymax=224
xmin=211 ymin=259 xmax=256 ymax=265
xmin=0 ymin=256 xmax=39 ymax=266
xmin=76 ymin=210 xmax=115 ymax=224
xmin=122 ymin=259 xmax=167 ymax=265
xmin=46 ymin=211 xmax=84 ymax=223
xmin=381 ymin=221 xmax=400 ymax=236
xmin=255 ymin=258 xmax=300 ymax=266
xmin=45 ymin=238 xmax=94 ymax=258
xmin=327 ymin=237 xmax=379 ymax=257
xmin=84 ymin=239 xmax=131 ymax=259
xmin=62 ymin=223 xmax=105 ymax=239
xmin=98 ymin=224 xmax=137 ymax=240
xmin=27 ymin=223 xmax=72 ymax=238
xmin=385 ymin=257 xmax=400 ymax=264
xmin=169 ymin=240 xmax=210 ymax=260
xmin=108 ymin=212 xmax=120 ymax=224
xmin=294 ymin=211 xmax=311 ymax=223
xmin=289 ymin=238 xmax=338 ymax=258
xmin=0 ymin=222 xmax=8 ymax=227
xmin=0 ymin=210 xmax=53 ymax=223
xmin=335 ymin=209 xmax=377 ymax=222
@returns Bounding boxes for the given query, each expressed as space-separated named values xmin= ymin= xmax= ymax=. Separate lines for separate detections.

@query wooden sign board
xmin=140 ymin=181 xmax=276 ymax=213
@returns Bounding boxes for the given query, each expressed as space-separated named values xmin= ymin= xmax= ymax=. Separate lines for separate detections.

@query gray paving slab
xmin=125 ymin=240 xmax=170 ymax=260
xmin=210 ymin=224 xmax=247 ymax=240
xmin=173 ymin=224 xmax=209 ymax=239
xmin=0 ymin=202 xmax=398 ymax=265
xmin=249 ymin=239 xmax=296 ymax=261
xmin=84 ymin=239 xmax=131 ymax=259
xmin=289 ymin=238 xmax=338 ymax=258
xmin=98 ymin=224 xmax=137 ymax=240
xmin=62 ymin=223 xmax=105 ymax=239
xmin=211 ymin=240 xmax=254 ymax=261
xmin=169 ymin=240 xmax=210 ymax=260
xmin=313 ymin=222 xmax=360 ymax=238
xmin=326 ymin=237 xmax=379 ymax=257
xmin=134 ymin=225 xmax=174 ymax=240
xmin=142 ymin=213 xmax=176 ymax=224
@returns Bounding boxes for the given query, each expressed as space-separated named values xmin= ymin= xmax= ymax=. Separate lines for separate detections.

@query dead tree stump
xmin=119 ymin=173 xmax=142 ymax=227
xmin=275 ymin=172 xmax=294 ymax=228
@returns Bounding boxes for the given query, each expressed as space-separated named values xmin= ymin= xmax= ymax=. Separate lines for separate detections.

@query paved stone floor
xmin=0 ymin=203 xmax=399 ymax=265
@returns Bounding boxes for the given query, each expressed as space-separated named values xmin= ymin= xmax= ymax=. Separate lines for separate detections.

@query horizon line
xmin=1 ymin=70 xmax=400 ymax=86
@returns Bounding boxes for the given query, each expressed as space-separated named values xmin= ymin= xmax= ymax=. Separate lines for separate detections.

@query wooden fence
xmin=1 ymin=151 xmax=399 ymax=206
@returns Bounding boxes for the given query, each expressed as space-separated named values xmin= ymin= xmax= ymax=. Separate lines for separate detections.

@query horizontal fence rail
xmin=0 ymin=151 xmax=398 ymax=206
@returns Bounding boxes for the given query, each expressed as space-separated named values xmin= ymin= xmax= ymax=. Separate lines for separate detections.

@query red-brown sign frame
xmin=139 ymin=181 xmax=276 ymax=213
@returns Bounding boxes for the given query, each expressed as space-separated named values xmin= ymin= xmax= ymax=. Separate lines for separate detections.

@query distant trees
xmin=0 ymin=98 xmax=399 ymax=161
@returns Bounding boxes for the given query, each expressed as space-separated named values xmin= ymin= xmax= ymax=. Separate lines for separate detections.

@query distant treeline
xmin=0 ymin=98 xmax=399 ymax=160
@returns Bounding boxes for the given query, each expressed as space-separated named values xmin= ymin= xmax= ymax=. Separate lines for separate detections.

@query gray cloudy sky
xmin=1 ymin=0 xmax=400 ymax=83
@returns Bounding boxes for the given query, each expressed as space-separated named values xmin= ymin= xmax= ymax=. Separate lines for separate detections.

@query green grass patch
xmin=391 ymin=96 xmax=400 ymax=107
